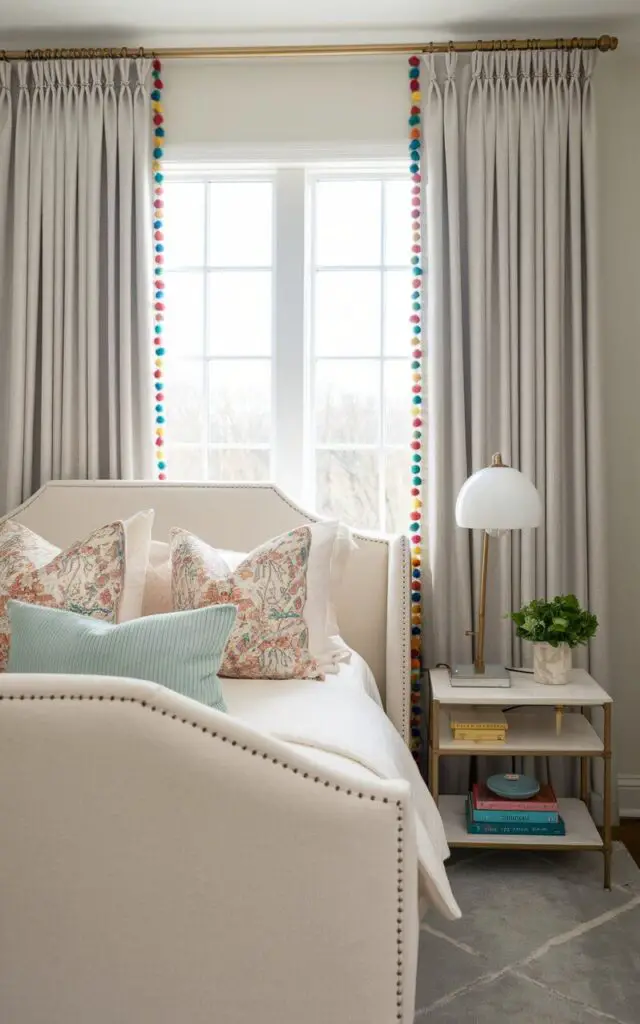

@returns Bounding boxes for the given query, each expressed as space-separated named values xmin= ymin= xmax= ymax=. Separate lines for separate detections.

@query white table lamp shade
xmin=455 ymin=464 xmax=542 ymax=531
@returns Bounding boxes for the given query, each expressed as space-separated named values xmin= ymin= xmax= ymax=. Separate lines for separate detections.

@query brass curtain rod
xmin=0 ymin=34 xmax=619 ymax=62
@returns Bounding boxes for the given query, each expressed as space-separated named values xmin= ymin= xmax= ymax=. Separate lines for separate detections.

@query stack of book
xmin=466 ymin=782 xmax=565 ymax=836
xmin=449 ymin=708 xmax=508 ymax=742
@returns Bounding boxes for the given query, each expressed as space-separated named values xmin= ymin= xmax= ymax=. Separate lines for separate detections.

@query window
xmin=163 ymin=164 xmax=413 ymax=533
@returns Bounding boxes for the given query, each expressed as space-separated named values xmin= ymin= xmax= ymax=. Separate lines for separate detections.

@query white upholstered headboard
xmin=2 ymin=481 xmax=411 ymax=742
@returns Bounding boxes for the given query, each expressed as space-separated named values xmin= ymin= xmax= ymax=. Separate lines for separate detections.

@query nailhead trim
xmin=0 ymin=689 xmax=405 ymax=1012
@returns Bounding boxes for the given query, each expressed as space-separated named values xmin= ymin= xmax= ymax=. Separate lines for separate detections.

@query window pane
xmin=384 ymin=360 xmax=411 ymax=446
xmin=314 ymin=271 xmax=380 ymax=357
xmin=208 ymin=448 xmax=271 ymax=482
xmin=209 ymin=360 xmax=271 ymax=444
xmin=164 ymin=182 xmax=205 ymax=268
xmin=384 ymin=179 xmax=413 ymax=266
xmin=164 ymin=359 xmax=204 ymax=444
xmin=384 ymin=449 xmax=412 ymax=535
xmin=164 ymin=272 xmax=205 ymax=358
xmin=166 ymin=445 xmax=205 ymax=481
xmin=315 ymin=180 xmax=381 ymax=266
xmin=208 ymin=271 xmax=272 ymax=356
xmin=207 ymin=182 xmax=272 ymax=267
xmin=316 ymin=450 xmax=380 ymax=529
xmin=315 ymin=360 xmax=380 ymax=445
xmin=383 ymin=270 xmax=412 ymax=356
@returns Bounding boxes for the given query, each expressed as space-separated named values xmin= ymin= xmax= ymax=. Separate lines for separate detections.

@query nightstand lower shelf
xmin=441 ymin=795 xmax=603 ymax=850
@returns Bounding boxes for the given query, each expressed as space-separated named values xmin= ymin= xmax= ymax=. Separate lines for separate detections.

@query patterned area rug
xmin=416 ymin=843 xmax=640 ymax=1022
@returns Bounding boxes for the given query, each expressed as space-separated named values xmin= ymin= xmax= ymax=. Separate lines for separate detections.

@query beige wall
xmin=165 ymin=52 xmax=640 ymax=801
xmin=597 ymin=46 xmax=640 ymax=799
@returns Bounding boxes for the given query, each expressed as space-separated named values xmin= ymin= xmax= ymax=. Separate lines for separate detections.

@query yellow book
xmin=452 ymin=729 xmax=506 ymax=742
xmin=449 ymin=708 xmax=508 ymax=732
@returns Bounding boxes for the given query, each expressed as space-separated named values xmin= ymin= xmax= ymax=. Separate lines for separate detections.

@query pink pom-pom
xmin=412 ymin=534 xmax=421 ymax=544
xmin=410 ymin=314 xmax=420 ymax=323
xmin=412 ymin=384 xmax=421 ymax=394
xmin=411 ymin=487 xmax=419 ymax=496
xmin=408 ymin=56 xmax=420 ymax=67
xmin=411 ymin=245 xmax=421 ymax=254
xmin=413 ymin=349 xmax=422 ymax=358
xmin=411 ymin=441 xmax=420 ymax=450
xmin=412 ymin=173 xmax=422 ymax=183
xmin=158 ymin=472 xmax=167 ymax=481
xmin=413 ymin=418 xmax=422 ymax=427
xmin=411 ymin=185 xmax=420 ymax=195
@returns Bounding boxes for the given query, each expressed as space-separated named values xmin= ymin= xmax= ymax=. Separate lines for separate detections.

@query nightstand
xmin=427 ymin=667 xmax=613 ymax=888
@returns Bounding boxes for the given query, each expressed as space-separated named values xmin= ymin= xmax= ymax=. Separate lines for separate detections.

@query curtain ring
xmin=448 ymin=40 xmax=454 ymax=53
xmin=138 ymin=46 xmax=145 ymax=58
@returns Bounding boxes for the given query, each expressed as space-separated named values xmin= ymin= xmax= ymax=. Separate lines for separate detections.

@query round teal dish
xmin=486 ymin=773 xmax=540 ymax=799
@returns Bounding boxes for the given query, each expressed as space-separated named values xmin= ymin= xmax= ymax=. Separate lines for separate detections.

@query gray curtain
xmin=423 ymin=49 xmax=609 ymax=803
xmin=0 ymin=57 xmax=154 ymax=513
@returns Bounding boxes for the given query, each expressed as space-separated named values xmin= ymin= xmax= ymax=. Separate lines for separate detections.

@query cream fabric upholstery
xmin=1 ymin=481 xmax=411 ymax=741
xmin=0 ymin=676 xmax=418 ymax=1024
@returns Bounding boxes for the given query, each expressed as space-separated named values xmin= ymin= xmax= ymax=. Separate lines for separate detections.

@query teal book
xmin=469 ymin=793 xmax=559 ymax=825
xmin=465 ymin=798 xmax=566 ymax=836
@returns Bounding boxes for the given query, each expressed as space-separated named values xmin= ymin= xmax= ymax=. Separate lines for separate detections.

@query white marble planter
xmin=533 ymin=642 xmax=572 ymax=685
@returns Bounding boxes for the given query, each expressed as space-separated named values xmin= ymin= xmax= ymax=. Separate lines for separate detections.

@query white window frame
xmin=163 ymin=159 xmax=411 ymax=527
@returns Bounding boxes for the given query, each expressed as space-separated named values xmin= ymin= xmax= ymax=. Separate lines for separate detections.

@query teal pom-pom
xmin=413 ymin=266 xmax=423 ymax=275
xmin=413 ymin=430 xmax=421 ymax=439
xmin=153 ymin=147 xmax=163 ymax=159
xmin=154 ymin=325 xmax=162 ymax=334
xmin=412 ymin=476 xmax=422 ymax=486
xmin=409 ymin=68 xmax=420 ymax=79
xmin=155 ymin=381 xmax=162 ymax=390
xmin=412 ymin=395 xmax=422 ymax=404
xmin=156 ymin=415 xmax=165 ymax=425
xmin=411 ymin=360 xmax=420 ymax=369
xmin=155 ymin=243 xmax=164 ymax=253
xmin=409 ymin=139 xmax=421 ymax=150
xmin=411 ymin=290 xmax=420 ymax=300
xmin=409 ymin=114 xmax=420 ymax=125
xmin=411 ymin=255 xmax=419 ymax=265
xmin=156 ymin=347 xmax=165 ymax=356
xmin=155 ymin=404 xmax=163 ymax=413
xmin=413 ymin=325 xmax=421 ymax=334
xmin=151 ymin=89 xmax=161 ymax=101
xmin=154 ymin=172 xmax=164 ymax=183
xmin=410 ymin=522 xmax=420 ymax=532
xmin=155 ymin=127 xmax=165 ymax=138
xmin=412 ymin=301 xmax=420 ymax=310
xmin=154 ymin=219 xmax=162 ymax=229
xmin=155 ymin=266 xmax=163 ymax=274
xmin=412 ymin=453 xmax=422 ymax=463
xmin=409 ymin=162 xmax=419 ymax=173
xmin=158 ymin=460 xmax=166 ymax=470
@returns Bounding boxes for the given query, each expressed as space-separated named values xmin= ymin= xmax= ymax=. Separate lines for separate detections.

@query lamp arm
xmin=465 ymin=531 xmax=490 ymax=673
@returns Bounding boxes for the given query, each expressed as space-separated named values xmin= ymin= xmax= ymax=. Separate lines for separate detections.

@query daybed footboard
xmin=0 ymin=675 xmax=419 ymax=1024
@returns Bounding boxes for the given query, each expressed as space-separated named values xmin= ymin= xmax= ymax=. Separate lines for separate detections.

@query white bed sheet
xmin=223 ymin=649 xmax=382 ymax=715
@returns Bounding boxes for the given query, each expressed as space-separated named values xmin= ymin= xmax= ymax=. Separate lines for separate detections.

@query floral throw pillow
xmin=171 ymin=526 xmax=323 ymax=679
xmin=0 ymin=515 xmax=150 ymax=672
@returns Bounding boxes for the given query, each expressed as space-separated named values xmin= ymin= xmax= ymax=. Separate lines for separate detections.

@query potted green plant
xmin=508 ymin=594 xmax=598 ymax=684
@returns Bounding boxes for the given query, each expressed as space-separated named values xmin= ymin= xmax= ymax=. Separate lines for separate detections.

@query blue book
xmin=465 ymin=798 xmax=566 ymax=836
xmin=469 ymin=793 xmax=559 ymax=825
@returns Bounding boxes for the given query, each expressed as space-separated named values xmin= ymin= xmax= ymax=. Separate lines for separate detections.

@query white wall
xmin=164 ymin=53 xmax=640 ymax=806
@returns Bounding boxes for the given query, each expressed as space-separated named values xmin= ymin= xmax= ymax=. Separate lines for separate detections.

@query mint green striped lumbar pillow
xmin=6 ymin=600 xmax=236 ymax=712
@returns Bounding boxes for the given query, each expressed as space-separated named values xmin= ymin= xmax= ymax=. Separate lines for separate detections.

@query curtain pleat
xmin=424 ymin=50 xmax=607 ymax=802
xmin=0 ymin=57 xmax=154 ymax=511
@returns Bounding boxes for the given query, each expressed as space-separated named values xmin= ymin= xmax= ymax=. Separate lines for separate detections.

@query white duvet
xmin=224 ymin=665 xmax=461 ymax=921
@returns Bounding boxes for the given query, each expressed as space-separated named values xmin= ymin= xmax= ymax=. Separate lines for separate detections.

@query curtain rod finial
xmin=598 ymin=34 xmax=618 ymax=51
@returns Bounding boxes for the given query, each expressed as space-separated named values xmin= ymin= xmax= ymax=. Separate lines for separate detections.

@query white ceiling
xmin=0 ymin=0 xmax=638 ymax=47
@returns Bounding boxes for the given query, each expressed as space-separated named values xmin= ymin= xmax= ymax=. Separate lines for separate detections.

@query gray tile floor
xmin=415 ymin=843 xmax=640 ymax=1023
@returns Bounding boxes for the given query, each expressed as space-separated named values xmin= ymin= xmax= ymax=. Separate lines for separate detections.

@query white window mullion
xmin=272 ymin=168 xmax=306 ymax=500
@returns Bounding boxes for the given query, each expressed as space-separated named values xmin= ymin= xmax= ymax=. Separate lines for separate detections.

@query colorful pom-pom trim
xmin=151 ymin=56 xmax=166 ymax=481
xmin=408 ymin=55 xmax=423 ymax=759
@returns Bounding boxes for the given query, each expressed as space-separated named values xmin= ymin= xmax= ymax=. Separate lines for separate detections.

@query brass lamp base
xmin=451 ymin=663 xmax=511 ymax=688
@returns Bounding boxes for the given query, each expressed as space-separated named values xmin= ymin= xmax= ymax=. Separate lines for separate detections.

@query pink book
xmin=472 ymin=782 xmax=558 ymax=813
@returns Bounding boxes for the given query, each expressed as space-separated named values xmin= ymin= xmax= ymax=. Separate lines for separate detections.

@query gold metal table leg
xmin=429 ymin=697 xmax=440 ymax=805
xmin=603 ymin=702 xmax=613 ymax=890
